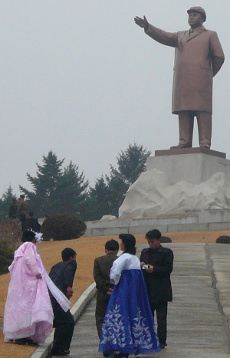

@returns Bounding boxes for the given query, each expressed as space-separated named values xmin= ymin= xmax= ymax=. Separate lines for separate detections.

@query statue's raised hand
xmin=134 ymin=16 xmax=149 ymax=30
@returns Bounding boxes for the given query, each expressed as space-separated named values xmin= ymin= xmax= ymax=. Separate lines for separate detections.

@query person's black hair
xmin=21 ymin=230 xmax=36 ymax=242
xmin=119 ymin=233 xmax=136 ymax=255
xmin=29 ymin=212 xmax=34 ymax=217
xmin=61 ymin=248 xmax=77 ymax=261
xmin=20 ymin=194 xmax=25 ymax=199
xmin=105 ymin=239 xmax=119 ymax=252
xmin=145 ymin=229 xmax=161 ymax=240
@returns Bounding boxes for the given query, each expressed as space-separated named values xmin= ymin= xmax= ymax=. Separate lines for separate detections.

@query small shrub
xmin=41 ymin=213 xmax=86 ymax=241
xmin=160 ymin=236 xmax=172 ymax=243
xmin=0 ymin=240 xmax=14 ymax=274
xmin=216 ymin=236 xmax=230 ymax=244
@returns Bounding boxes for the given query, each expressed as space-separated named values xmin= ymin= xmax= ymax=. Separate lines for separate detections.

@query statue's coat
xmin=145 ymin=25 xmax=225 ymax=114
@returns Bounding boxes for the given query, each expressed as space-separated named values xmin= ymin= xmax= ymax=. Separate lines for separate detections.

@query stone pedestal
xmin=119 ymin=148 xmax=230 ymax=218
xmin=147 ymin=147 xmax=229 ymax=185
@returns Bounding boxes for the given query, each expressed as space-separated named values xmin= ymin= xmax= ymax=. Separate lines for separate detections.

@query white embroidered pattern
xmin=101 ymin=304 xmax=155 ymax=349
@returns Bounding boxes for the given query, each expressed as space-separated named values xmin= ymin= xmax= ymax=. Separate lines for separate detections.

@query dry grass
xmin=0 ymin=230 xmax=230 ymax=358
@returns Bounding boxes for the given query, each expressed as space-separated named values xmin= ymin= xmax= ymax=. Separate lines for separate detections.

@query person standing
xmin=99 ymin=234 xmax=160 ymax=358
xmin=49 ymin=248 xmax=77 ymax=356
xmin=93 ymin=239 xmax=119 ymax=344
xmin=134 ymin=7 xmax=224 ymax=149
xmin=140 ymin=229 xmax=174 ymax=349
xmin=3 ymin=230 xmax=53 ymax=344
xmin=26 ymin=212 xmax=41 ymax=232
xmin=17 ymin=195 xmax=29 ymax=230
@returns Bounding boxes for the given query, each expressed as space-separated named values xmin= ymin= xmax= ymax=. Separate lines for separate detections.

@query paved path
xmin=51 ymin=243 xmax=230 ymax=358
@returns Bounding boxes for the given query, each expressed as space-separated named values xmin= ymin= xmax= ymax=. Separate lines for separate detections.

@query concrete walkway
xmin=34 ymin=243 xmax=230 ymax=358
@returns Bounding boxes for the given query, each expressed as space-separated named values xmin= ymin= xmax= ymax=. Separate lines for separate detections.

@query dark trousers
xmin=150 ymin=301 xmax=168 ymax=345
xmin=51 ymin=298 xmax=75 ymax=352
xmin=95 ymin=291 xmax=110 ymax=338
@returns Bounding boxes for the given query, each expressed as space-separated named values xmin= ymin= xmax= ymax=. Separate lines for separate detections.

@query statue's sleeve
xmin=210 ymin=31 xmax=225 ymax=77
xmin=145 ymin=24 xmax=178 ymax=48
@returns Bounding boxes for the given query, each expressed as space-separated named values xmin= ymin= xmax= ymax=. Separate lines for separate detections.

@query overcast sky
xmin=0 ymin=1 xmax=229 ymax=196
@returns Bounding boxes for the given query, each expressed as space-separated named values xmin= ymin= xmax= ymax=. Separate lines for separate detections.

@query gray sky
xmin=0 ymin=1 xmax=229 ymax=196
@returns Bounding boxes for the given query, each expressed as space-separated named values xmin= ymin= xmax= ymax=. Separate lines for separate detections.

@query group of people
xmin=3 ymin=226 xmax=173 ymax=357
xmin=94 ymin=230 xmax=174 ymax=358
xmin=9 ymin=195 xmax=41 ymax=239
xmin=3 ymin=229 xmax=77 ymax=356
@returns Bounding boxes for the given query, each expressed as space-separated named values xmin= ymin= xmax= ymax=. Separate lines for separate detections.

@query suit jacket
xmin=145 ymin=24 xmax=225 ymax=113
xmin=49 ymin=259 xmax=77 ymax=297
xmin=140 ymin=245 xmax=173 ymax=303
xmin=93 ymin=253 xmax=118 ymax=295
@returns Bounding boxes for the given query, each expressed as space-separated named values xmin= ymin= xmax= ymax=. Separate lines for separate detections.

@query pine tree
xmin=0 ymin=186 xmax=17 ymax=217
xmin=106 ymin=143 xmax=151 ymax=216
xmin=56 ymin=161 xmax=89 ymax=216
xmin=87 ymin=176 xmax=111 ymax=220
xmin=19 ymin=151 xmax=64 ymax=217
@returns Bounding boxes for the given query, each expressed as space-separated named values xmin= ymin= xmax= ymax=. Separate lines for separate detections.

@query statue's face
xmin=188 ymin=11 xmax=204 ymax=28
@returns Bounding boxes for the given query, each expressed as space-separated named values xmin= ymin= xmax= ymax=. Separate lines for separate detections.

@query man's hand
xmin=66 ymin=286 xmax=73 ymax=298
xmin=146 ymin=265 xmax=154 ymax=273
xmin=106 ymin=288 xmax=113 ymax=296
xmin=134 ymin=16 xmax=149 ymax=30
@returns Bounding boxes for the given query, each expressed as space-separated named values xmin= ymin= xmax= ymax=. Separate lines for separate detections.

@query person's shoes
xmin=160 ymin=343 xmax=167 ymax=349
xmin=50 ymin=348 xmax=70 ymax=356
xmin=14 ymin=337 xmax=38 ymax=346
xmin=103 ymin=353 xmax=110 ymax=357
xmin=25 ymin=338 xmax=38 ymax=346
xmin=14 ymin=338 xmax=27 ymax=345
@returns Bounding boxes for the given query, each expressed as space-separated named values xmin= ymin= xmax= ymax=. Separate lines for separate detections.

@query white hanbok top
xmin=110 ymin=253 xmax=140 ymax=285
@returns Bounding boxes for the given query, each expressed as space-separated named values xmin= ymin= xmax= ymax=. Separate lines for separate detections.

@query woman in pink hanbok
xmin=3 ymin=230 xmax=54 ymax=345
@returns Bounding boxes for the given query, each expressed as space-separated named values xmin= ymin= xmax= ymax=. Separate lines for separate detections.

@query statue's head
xmin=187 ymin=6 xmax=206 ymax=22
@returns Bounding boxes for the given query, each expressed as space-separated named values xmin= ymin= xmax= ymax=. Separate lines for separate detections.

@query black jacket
xmin=49 ymin=259 xmax=77 ymax=297
xmin=140 ymin=245 xmax=173 ymax=303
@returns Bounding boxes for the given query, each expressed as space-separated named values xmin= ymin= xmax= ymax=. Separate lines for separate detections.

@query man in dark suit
xmin=93 ymin=239 xmax=119 ymax=347
xmin=49 ymin=248 xmax=77 ymax=356
xmin=140 ymin=229 xmax=174 ymax=349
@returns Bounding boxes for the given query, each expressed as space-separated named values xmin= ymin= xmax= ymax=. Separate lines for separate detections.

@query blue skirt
xmin=99 ymin=269 xmax=160 ymax=355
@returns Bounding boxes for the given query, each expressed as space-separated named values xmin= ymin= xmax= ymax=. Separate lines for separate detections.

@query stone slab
xmin=155 ymin=146 xmax=226 ymax=158
xmin=85 ymin=209 xmax=230 ymax=235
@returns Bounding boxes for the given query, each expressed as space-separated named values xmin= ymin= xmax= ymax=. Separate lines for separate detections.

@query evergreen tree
xmin=55 ymin=161 xmax=89 ymax=216
xmin=19 ymin=151 xmax=64 ymax=217
xmin=106 ymin=143 xmax=151 ymax=216
xmin=87 ymin=177 xmax=111 ymax=220
xmin=0 ymin=186 xmax=17 ymax=217
xmin=114 ymin=143 xmax=151 ymax=186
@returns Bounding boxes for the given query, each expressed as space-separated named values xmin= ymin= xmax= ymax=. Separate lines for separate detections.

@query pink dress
xmin=3 ymin=242 xmax=54 ymax=343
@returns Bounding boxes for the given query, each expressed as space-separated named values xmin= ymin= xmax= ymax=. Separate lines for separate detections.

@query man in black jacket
xmin=140 ymin=229 xmax=173 ymax=349
xmin=49 ymin=248 xmax=77 ymax=356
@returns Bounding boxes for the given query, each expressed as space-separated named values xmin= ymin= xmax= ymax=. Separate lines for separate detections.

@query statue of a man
xmin=135 ymin=7 xmax=225 ymax=149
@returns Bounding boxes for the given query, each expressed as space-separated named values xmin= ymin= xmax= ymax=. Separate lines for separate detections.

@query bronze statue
xmin=134 ymin=7 xmax=225 ymax=149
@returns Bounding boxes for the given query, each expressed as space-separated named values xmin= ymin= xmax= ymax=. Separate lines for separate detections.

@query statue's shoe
xmin=170 ymin=144 xmax=192 ymax=149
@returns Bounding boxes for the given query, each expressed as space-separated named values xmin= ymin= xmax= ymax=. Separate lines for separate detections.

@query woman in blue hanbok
xmin=99 ymin=234 xmax=160 ymax=358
